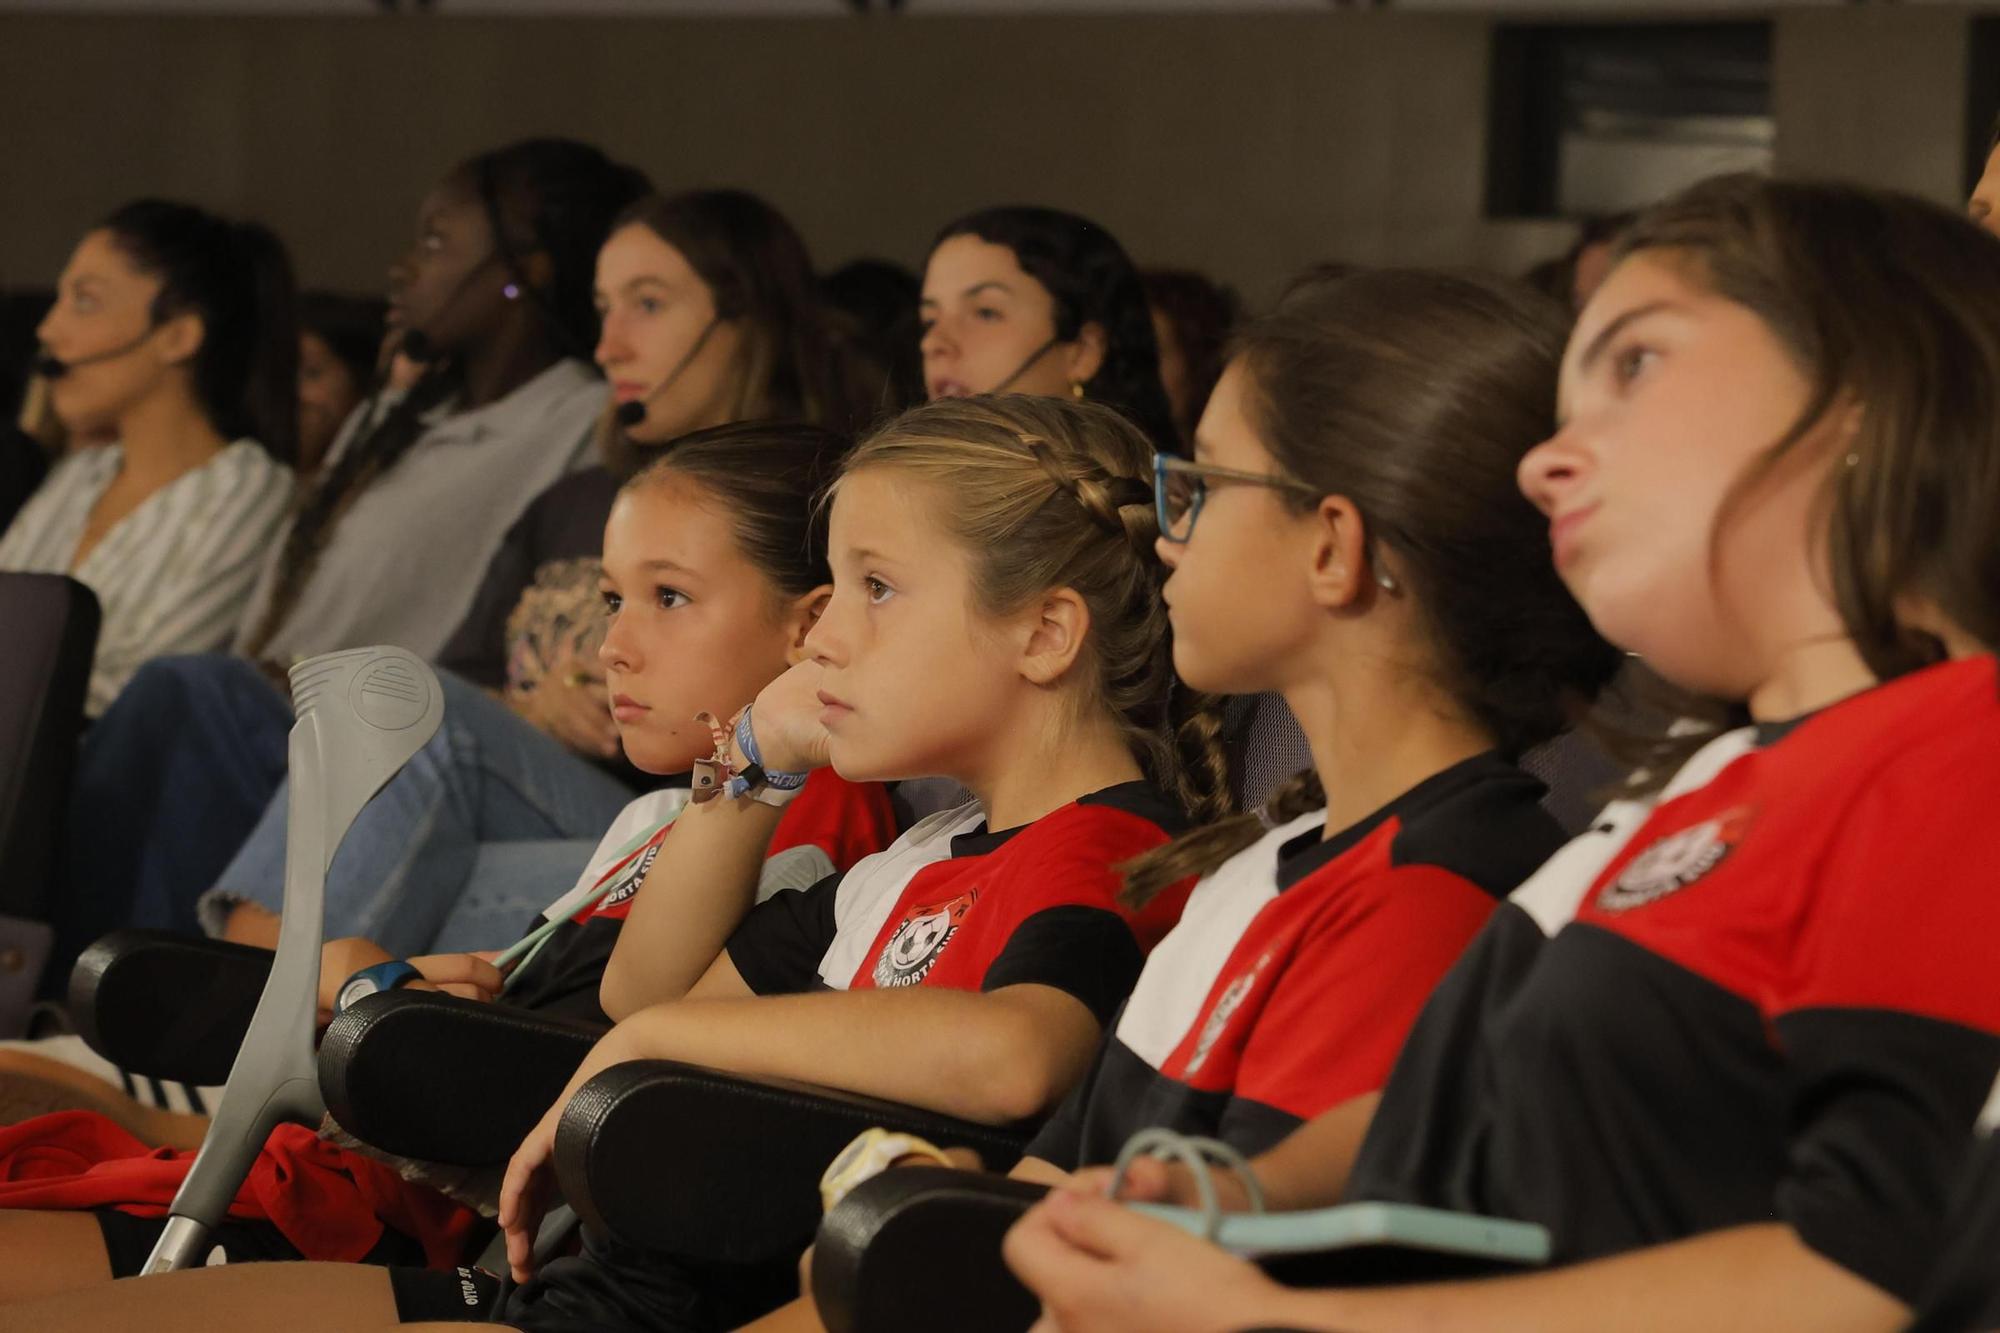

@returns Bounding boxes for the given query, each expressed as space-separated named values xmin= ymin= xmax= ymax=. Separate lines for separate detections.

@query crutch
xmin=141 ymin=646 xmax=444 ymax=1274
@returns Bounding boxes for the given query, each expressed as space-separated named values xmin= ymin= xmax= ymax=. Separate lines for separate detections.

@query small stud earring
xmin=1070 ymin=380 xmax=1086 ymax=400
xmin=1843 ymin=452 xmax=1860 ymax=469
xmin=502 ymin=282 xmax=521 ymax=301
xmin=1376 ymin=570 xmax=1399 ymax=593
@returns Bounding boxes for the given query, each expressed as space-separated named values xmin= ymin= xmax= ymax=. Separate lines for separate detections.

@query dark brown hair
xmin=1593 ymin=173 xmax=2000 ymax=783
xmin=933 ymin=207 xmax=1179 ymax=453
xmin=101 ymin=198 xmax=300 ymax=464
xmin=623 ymin=419 xmax=850 ymax=602
xmin=1124 ymin=267 xmax=1620 ymax=903
xmin=610 ymin=190 xmax=856 ymax=442
xmin=1141 ymin=267 xmax=1241 ymax=444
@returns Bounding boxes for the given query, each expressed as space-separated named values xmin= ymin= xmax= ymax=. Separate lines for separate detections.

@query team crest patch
xmin=579 ymin=836 xmax=666 ymax=922
xmin=873 ymin=891 xmax=978 ymax=988
xmin=1597 ymin=806 xmax=1754 ymax=912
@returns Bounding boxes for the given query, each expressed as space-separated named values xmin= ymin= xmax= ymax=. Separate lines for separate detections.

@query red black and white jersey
xmin=725 ymin=782 xmax=1188 ymax=1026
xmin=1345 ymin=655 xmax=2000 ymax=1305
xmin=501 ymin=770 xmax=898 ymax=1021
xmin=1027 ymin=754 xmax=1564 ymax=1171
xmin=1908 ymin=1073 xmax=2000 ymax=1331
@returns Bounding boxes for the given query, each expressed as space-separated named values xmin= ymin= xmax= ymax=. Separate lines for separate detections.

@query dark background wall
xmin=0 ymin=8 xmax=1977 ymax=305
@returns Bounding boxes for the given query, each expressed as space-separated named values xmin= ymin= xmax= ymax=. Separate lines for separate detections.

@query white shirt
xmin=233 ymin=359 xmax=605 ymax=664
xmin=0 ymin=438 xmax=292 ymax=716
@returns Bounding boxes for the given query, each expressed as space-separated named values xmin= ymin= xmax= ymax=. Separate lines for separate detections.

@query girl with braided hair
xmin=738 ymin=266 xmax=1622 ymax=1333
xmin=40 ymin=139 xmax=648 ymax=994
xmin=7 ymin=393 xmax=1229 ymax=1331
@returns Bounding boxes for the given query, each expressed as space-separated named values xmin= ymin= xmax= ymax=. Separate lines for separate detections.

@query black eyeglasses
xmin=1153 ymin=454 xmax=1321 ymax=544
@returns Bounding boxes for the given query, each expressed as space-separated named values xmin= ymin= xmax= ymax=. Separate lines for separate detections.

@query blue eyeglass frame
xmin=1153 ymin=454 xmax=1321 ymax=544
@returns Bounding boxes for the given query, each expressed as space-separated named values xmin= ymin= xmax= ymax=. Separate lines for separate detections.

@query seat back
xmin=1229 ymin=690 xmax=1627 ymax=837
xmin=0 ymin=572 xmax=99 ymax=1035
xmin=891 ymin=689 xmax=1631 ymax=838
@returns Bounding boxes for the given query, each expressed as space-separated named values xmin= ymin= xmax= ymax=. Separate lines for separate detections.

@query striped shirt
xmin=0 ymin=439 xmax=293 ymax=715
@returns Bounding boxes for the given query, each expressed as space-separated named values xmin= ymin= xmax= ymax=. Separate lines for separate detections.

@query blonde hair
xmin=841 ymin=395 xmax=1231 ymax=827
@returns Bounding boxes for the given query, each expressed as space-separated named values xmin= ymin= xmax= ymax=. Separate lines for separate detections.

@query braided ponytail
xmin=842 ymin=396 xmax=1233 ymax=826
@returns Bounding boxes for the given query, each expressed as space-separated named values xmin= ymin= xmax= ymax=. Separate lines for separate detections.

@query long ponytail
xmin=98 ymin=198 xmax=301 ymax=464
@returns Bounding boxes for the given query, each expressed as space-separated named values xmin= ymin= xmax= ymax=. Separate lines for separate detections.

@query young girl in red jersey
xmin=742 ymin=267 xmax=1621 ymax=1333
xmin=1006 ymin=177 xmax=2000 ymax=1333
xmin=0 ymin=423 xmax=898 ymax=1299
xmin=11 ymin=393 xmax=1227 ymax=1330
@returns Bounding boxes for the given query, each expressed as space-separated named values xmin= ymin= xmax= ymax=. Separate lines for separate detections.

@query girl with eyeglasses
xmin=736 ymin=266 xmax=1618 ymax=1333
xmin=1008 ymin=175 xmax=2000 ymax=1333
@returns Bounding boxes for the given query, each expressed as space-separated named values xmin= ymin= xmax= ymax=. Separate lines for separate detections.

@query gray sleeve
xmin=754 ymin=844 xmax=839 ymax=903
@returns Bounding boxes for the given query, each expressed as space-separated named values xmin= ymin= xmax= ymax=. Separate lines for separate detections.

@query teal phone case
xmin=1127 ymin=1200 xmax=1551 ymax=1265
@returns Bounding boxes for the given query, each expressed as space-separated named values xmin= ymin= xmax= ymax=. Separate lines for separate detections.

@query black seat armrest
xmin=552 ymin=1059 xmax=1035 ymax=1266
xmin=813 ymin=1167 xmax=1047 ymax=1333
xmin=68 ymin=929 xmax=273 ymax=1085
xmin=807 ymin=1169 xmax=1558 ymax=1333
xmin=317 ymin=990 xmax=604 ymax=1166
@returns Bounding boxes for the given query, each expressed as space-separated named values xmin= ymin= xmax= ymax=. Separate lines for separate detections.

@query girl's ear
xmin=1304 ymin=494 xmax=1373 ymax=610
xmin=784 ymin=584 xmax=833 ymax=665
xmin=1019 ymin=586 xmax=1093 ymax=686
xmin=154 ymin=309 xmax=206 ymax=368
xmin=1062 ymin=320 xmax=1108 ymax=388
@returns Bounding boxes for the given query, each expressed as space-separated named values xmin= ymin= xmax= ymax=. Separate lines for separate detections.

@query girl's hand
xmin=743 ymin=660 xmax=834 ymax=774
xmin=497 ymin=1024 xmax=637 ymax=1283
xmin=405 ymin=950 xmax=506 ymax=1005
xmin=317 ymin=936 xmax=396 ymax=1025
xmin=1003 ymin=1190 xmax=1293 ymax=1333
xmin=1060 ymin=1158 xmax=1245 ymax=1211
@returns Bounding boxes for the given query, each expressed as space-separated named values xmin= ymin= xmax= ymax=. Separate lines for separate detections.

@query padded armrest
xmin=552 ymin=1059 xmax=1035 ymax=1266
xmin=808 ymin=1169 xmax=1558 ymax=1333
xmin=68 ymin=929 xmax=273 ymax=1085
xmin=317 ymin=990 xmax=604 ymax=1166
xmin=813 ymin=1167 xmax=1047 ymax=1333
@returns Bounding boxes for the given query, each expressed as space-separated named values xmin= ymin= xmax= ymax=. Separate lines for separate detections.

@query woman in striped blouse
xmin=0 ymin=199 xmax=298 ymax=716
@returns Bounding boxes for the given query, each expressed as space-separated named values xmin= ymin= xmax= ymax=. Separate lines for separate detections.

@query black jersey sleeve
xmin=1020 ymin=1025 xmax=1116 ymax=1173
xmin=1774 ymin=1008 xmax=2000 ymax=1305
xmin=724 ymin=870 xmax=846 ymax=996
xmin=980 ymin=905 xmax=1145 ymax=1028
xmin=1907 ymin=1110 xmax=2000 ymax=1332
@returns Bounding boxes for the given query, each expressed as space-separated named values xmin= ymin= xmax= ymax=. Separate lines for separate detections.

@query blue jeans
xmin=204 ymin=671 xmax=635 ymax=957
xmin=431 ymin=838 xmax=600 ymax=954
xmin=49 ymin=654 xmax=292 ymax=995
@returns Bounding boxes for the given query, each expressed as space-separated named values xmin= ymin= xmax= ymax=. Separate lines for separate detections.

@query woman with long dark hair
xmin=39 ymin=138 xmax=649 ymax=994
xmin=920 ymin=205 xmax=1179 ymax=452
xmin=0 ymin=198 xmax=297 ymax=715
xmin=200 ymin=188 xmax=865 ymax=962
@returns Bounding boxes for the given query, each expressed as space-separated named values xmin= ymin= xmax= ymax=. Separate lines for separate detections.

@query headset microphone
xmin=983 ymin=335 xmax=1063 ymax=396
xmin=33 ymin=326 xmax=161 ymax=381
xmin=611 ymin=316 xmax=723 ymax=432
xmin=391 ymin=248 xmax=511 ymax=369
